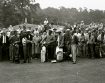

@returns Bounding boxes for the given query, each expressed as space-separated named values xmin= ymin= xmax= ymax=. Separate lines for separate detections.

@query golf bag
xmin=41 ymin=46 xmax=46 ymax=62
xmin=56 ymin=46 xmax=63 ymax=61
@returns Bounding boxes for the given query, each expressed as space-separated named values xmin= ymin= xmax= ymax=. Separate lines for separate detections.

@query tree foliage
xmin=0 ymin=0 xmax=40 ymax=28
xmin=0 ymin=0 xmax=105 ymax=28
xmin=37 ymin=7 xmax=105 ymax=25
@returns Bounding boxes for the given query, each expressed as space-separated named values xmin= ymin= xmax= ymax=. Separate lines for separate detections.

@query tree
xmin=0 ymin=0 xmax=40 ymax=28
xmin=11 ymin=0 xmax=40 ymax=23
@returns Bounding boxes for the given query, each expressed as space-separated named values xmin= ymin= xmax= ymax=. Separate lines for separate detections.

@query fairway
xmin=0 ymin=58 xmax=105 ymax=83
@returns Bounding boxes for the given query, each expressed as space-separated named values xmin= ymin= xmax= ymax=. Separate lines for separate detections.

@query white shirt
xmin=34 ymin=30 xmax=39 ymax=35
xmin=7 ymin=31 xmax=10 ymax=37
xmin=97 ymin=34 xmax=105 ymax=43
xmin=74 ymin=33 xmax=81 ymax=41
xmin=38 ymin=25 xmax=43 ymax=31
xmin=22 ymin=38 xmax=27 ymax=44
xmin=84 ymin=33 xmax=89 ymax=41
xmin=44 ymin=20 xmax=48 ymax=25
xmin=3 ymin=36 xmax=6 ymax=43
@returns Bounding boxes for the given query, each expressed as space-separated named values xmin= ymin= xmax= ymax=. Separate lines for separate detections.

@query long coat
xmin=33 ymin=36 xmax=41 ymax=54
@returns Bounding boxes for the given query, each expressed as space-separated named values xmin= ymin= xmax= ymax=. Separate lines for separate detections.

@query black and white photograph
xmin=0 ymin=0 xmax=105 ymax=83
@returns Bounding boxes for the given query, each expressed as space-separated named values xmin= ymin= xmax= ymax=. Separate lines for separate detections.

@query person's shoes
xmin=28 ymin=61 xmax=32 ymax=63
xmin=91 ymin=57 xmax=95 ymax=59
xmin=10 ymin=61 xmax=13 ymax=63
xmin=73 ymin=61 xmax=76 ymax=64
xmin=34 ymin=58 xmax=38 ymax=60
xmin=23 ymin=61 xmax=26 ymax=63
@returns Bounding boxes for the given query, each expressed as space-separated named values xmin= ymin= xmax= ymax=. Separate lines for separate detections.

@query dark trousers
xmin=13 ymin=44 xmax=20 ymax=63
xmin=46 ymin=45 xmax=55 ymax=61
xmin=19 ymin=44 xmax=24 ymax=60
xmin=63 ymin=44 xmax=71 ymax=60
xmin=9 ymin=44 xmax=14 ymax=61
xmin=32 ymin=43 xmax=35 ymax=58
xmin=94 ymin=44 xmax=100 ymax=58
xmin=2 ymin=44 xmax=9 ymax=61
xmin=0 ymin=46 xmax=2 ymax=61
xmin=80 ymin=43 xmax=86 ymax=57
xmin=88 ymin=44 xmax=95 ymax=58
xmin=23 ymin=44 xmax=32 ymax=63
xmin=85 ymin=44 xmax=89 ymax=57
xmin=23 ymin=44 xmax=27 ymax=62
xmin=26 ymin=44 xmax=32 ymax=62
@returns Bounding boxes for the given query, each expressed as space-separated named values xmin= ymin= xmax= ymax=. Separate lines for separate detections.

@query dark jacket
xmin=26 ymin=33 xmax=33 ymax=46
xmin=71 ymin=35 xmax=78 ymax=45
xmin=45 ymin=35 xmax=56 ymax=46
xmin=1 ymin=36 xmax=10 ymax=46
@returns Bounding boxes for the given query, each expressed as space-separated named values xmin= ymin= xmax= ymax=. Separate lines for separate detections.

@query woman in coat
xmin=33 ymin=33 xmax=41 ymax=59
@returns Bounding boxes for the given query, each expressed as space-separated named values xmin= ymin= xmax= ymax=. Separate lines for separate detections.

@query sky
xmin=36 ymin=0 xmax=105 ymax=10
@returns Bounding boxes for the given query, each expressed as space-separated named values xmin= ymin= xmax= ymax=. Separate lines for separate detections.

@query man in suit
xmin=9 ymin=30 xmax=20 ymax=63
xmin=45 ymin=30 xmax=56 ymax=61
xmin=19 ymin=26 xmax=27 ymax=63
xmin=1 ymin=31 xmax=10 ymax=61
xmin=26 ymin=31 xmax=33 ymax=63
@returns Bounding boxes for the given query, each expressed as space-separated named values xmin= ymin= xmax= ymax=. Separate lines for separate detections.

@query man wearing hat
xmin=9 ymin=30 xmax=20 ymax=63
xmin=19 ymin=25 xmax=27 ymax=63
xmin=45 ymin=29 xmax=56 ymax=61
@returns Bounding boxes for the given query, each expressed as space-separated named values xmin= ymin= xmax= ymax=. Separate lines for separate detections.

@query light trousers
xmin=71 ymin=44 xmax=77 ymax=62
